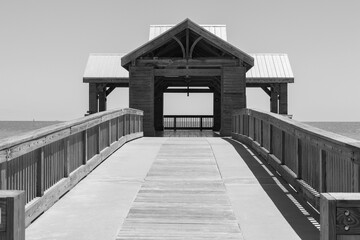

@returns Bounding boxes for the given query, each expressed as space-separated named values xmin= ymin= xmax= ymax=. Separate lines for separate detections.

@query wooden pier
xmin=1 ymin=19 xmax=360 ymax=240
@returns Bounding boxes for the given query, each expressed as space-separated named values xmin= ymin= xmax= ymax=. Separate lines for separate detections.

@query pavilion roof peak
xmin=121 ymin=18 xmax=254 ymax=70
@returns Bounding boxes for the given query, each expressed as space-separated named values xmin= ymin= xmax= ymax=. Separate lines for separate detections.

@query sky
xmin=0 ymin=0 xmax=359 ymax=122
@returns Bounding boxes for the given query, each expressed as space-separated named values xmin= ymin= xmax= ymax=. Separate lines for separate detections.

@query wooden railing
xmin=0 ymin=108 xmax=143 ymax=236
xmin=231 ymin=108 xmax=360 ymax=211
xmin=163 ymin=115 xmax=213 ymax=130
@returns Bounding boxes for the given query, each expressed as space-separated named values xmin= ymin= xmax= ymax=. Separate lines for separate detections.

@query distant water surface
xmin=304 ymin=122 xmax=360 ymax=141
xmin=0 ymin=121 xmax=360 ymax=142
xmin=0 ymin=121 xmax=62 ymax=140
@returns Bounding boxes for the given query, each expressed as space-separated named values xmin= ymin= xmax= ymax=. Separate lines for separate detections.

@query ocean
xmin=0 ymin=121 xmax=62 ymax=140
xmin=0 ymin=121 xmax=360 ymax=141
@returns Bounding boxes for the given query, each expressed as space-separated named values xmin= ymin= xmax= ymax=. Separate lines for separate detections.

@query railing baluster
xmin=37 ymin=147 xmax=44 ymax=197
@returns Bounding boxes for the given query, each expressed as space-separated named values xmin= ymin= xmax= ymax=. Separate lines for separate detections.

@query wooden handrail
xmin=163 ymin=115 xmax=213 ymax=130
xmin=0 ymin=108 xmax=143 ymax=234
xmin=231 ymin=108 xmax=360 ymax=210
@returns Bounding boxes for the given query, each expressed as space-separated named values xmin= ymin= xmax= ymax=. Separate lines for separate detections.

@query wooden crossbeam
xmin=154 ymin=68 xmax=221 ymax=77
xmin=164 ymin=88 xmax=212 ymax=93
xmin=136 ymin=58 xmax=239 ymax=67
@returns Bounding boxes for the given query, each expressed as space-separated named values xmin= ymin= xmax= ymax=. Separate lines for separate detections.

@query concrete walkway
xmin=26 ymin=137 xmax=319 ymax=240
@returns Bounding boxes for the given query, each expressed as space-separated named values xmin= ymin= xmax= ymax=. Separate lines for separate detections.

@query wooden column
xmin=129 ymin=66 xmax=155 ymax=136
xmin=279 ymin=83 xmax=288 ymax=115
xmin=98 ymin=87 xmax=107 ymax=112
xmin=154 ymin=91 xmax=164 ymax=131
xmin=220 ymin=66 xmax=246 ymax=136
xmin=270 ymin=85 xmax=278 ymax=113
xmin=0 ymin=191 xmax=25 ymax=240
xmin=213 ymin=91 xmax=221 ymax=131
xmin=88 ymin=83 xmax=98 ymax=114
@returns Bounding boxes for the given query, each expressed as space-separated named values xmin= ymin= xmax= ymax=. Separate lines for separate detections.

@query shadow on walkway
xmin=223 ymin=138 xmax=320 ymax=240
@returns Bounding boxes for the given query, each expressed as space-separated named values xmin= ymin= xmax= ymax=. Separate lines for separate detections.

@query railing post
xmin=83 ymin=129 xmax=88 ymax=164
xmin=108 ymin=120 xmax=111 ymax=146
xmin=97 ymin=125 xmax=101 ymax=154
xmin=320 ymin=149 xmax=327 ymax=192
xmin=174 ymin=117 xmax=177 ymax=131
xmin=0 ymin=190 xmax=25 ymax=240
xmin=116 ymin=117 xmax=119 ymax=140
xmin=269 ymin=125 xmax=273 ymax=154
xmin=200 ymin=117 xmax=203 ymax=131
xmin=36 ymin=147 xmax=44 ymax=197
xmin=0 ymin=160 xmax=7 ymax=190
xmin=260 ymin=120 xmax=263 ymax=147
xmin=281 ymin=131 xmax=285 ymax=165
xmin=64 ymin=138 xmax=70 ymax=177
xmin=296 ymin=138 xmax=302 ymax=179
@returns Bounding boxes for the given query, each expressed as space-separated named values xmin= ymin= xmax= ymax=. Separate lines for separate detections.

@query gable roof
xmin=121 ymin=18 xmax=254 ymax=70
xmin=149 ymin=24 xmax=227 ymax=41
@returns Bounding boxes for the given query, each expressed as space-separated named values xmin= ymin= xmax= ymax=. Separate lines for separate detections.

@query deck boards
xmin=116 ymin=138 xmax=243 ymax=239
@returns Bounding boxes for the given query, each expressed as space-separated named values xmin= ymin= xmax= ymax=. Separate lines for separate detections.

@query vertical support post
xmin=36 ymin=147 xmax=44 ymax=197
xmin=0 ymin=191 xmax=25 ymax=240
xmin=173 ymin=117 xmax=177 ymax=131
xmin=98 ymin=86 xmax=107 ymax=112
xmin=88 ymin=83 xmax=98 ymax=114
xmin=64 ymin=138 xmax=70 ymax=177
xmin=221 ymin=66 xmax=246 ymax=136
xmin=320 ymin=149 xmax=327 ymax=192
xmin=200 ymin=117 xmax=203 ymax=131
xmin=279 ymin=83 xmax=288 ymax=115
xmin=83 ymin=129 xmax=88 ymax=164
xmin=270 ymin=85 xmax=278 ymax=113
xmin=320 ymin=193 xmax=336 ymax=240
xmin=213 ymin=92 xmax=221 ymax=131
xmin=129 ymin=66 xmax=155 ymax=136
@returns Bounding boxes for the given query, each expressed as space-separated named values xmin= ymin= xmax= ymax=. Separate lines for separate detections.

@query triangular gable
xmin=121 ymin=18 xmax=254 ymax=70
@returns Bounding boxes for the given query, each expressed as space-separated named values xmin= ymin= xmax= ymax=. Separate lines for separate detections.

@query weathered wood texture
xmin=320 ymin=193 xmax=360 ymax=240
xmin=213 ymin=91 xmax=221 ymax=131
xmin=232 ymin=108 xmax=360 ymax=210
xmin=220 ymin=66 xmax=246 ymax=136
xmin=129 ymin=67 xmax=155 ymax=136
xmin=0 ymin=108 xmax=143 ymax=228
xmin=117 ymin=138 xmax=243 ymax=239
xmin=0 ymin=191 xmax=25 ymax=240
xmin=154 ymin=91 xmax=164 ymax=131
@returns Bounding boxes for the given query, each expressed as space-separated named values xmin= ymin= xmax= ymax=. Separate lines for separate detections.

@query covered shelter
xmin=83 ymin=18 xmax=294 ymax=136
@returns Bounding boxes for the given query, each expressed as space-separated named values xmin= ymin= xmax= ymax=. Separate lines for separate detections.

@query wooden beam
xmin=83 ymin=77 xmax=129 ymax=83
xmin=164 ymin=88 xmax=212 ymax=93
xmin=154 ymin=68 xmax=221 ymax=77
xmin=186 ymin=29 xmax=189 ymax=59
xmin=261 ymin=86 xmax=271 ymax=97
xmin=137 ymin=58 xmax=239 ymax=67
xmin=172 ymin=36 xmax=185 ymax=58
xmin=106 ymin=86 xmax=116 ymax=96
xmin=189 ymin=37 xmax=203 ymax=58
